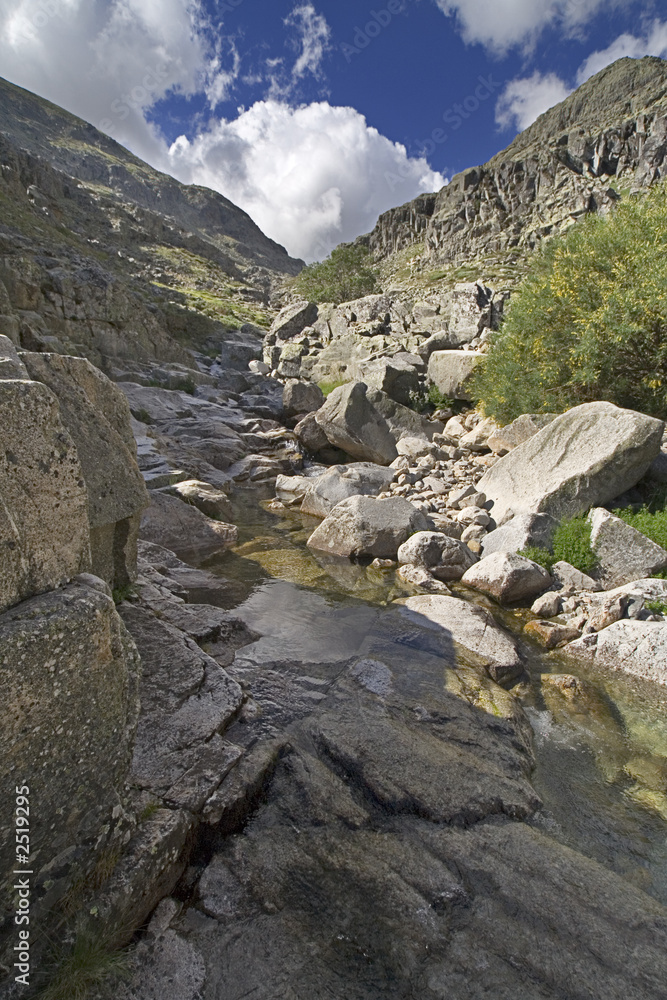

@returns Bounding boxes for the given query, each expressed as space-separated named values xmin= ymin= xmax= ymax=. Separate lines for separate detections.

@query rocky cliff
xmin=366 ymin=57 xmax=667 ymax=290
xmin=0 ymin=78 xmax=303 ymax=374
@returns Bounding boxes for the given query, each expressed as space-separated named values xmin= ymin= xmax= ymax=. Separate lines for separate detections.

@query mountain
xmin=0 ymin=77 xmax=303 ymax=371
xmin=365 ymin=57 xmax=667 ymax=291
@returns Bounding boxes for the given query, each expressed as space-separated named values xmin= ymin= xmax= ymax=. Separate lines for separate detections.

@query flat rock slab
xmin=399 ymin=594 xmax=524 ymax=685
xmin=140 ymin=492 xmax=237 ymax=564
xmin=478 ymin=401 xmax=664 ymax=525
xmin=307 ymin=495 xmax=429 ymax=559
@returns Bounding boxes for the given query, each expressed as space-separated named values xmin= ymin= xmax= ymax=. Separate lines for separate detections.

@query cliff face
xmin=0 ymin=78 xmax=304 ymax=372
xmin=367 ymin=57 xmax=667 ymax=288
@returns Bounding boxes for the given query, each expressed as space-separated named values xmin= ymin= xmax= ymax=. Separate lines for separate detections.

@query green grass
xmin=318 ymin=378 xmax=348 ymax=397
xmin=520 ymin=515 xmax=597 ymax=575
xmin=35 ymin=934 xmax=129 ymax=1000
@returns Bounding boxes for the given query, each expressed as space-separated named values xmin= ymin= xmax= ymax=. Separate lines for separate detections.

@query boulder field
xmin=4 ymin=326 xmax=667 ymax=999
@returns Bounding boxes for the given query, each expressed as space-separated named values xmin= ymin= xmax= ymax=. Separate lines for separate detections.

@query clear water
xmin=203 ymin=488 xmax=667 ymax=908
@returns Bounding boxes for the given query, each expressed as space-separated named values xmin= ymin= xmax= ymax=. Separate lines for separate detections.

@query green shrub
xmin=520 ymin=515 xmax=597 ymax=574
xmin=292 ymin=244 xmax=378 ymax=304
xmin=552 ymin=516 xmax=597 ymax=574
xmin=471 ymin=181 xmax=667 ymax=422
xmin=646 ymin=598 xmax=667 ymax=614
xmin=612 ymin=505 xmax=667 ymax=551
xmin=518 ymin=546 xmax=556 ymax=571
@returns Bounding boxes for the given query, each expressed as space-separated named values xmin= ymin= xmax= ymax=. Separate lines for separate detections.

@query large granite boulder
xmin=481 ymin=513 xmax=558 ymax=557
xmin=0 ymin=579 xmax=141 ymax=950
xmin=588 ymin=507 xmax=667 ymax=587
xmin=427 ymin=350 xmax=483 ymax=400
xmin=22 ymin=352 xmax=150 ymax=587
xmin=363 ymin=356 xmax=420 ymax=406
xmin=269 ymin=301 xmax=318 ymax=341
xmin=565 ymin=620 xmax=667 ymax=687
xmin=397 ymin=531 xmax=478 ymax=581
xmin=462 ymin=552 xmax=552 ymax=604
xmin=307 ymin=496 xmax=429 ymax=559
xmin=0 ymin=378 xmax=90 ymax=613
xmin=487 ymin=413 xmax=557 ymax=455
xmin=478 ymin=402 xmax=664 ymax=525
xmin=399 ymin=594 xmax=524 ymax=684
xmin=282 ymin=379 xmax=325 ymax=417
xmin=301 ymin=463 xmax=395 ymax=518
xmin=314 ymin=382 xmax=442 ymax=466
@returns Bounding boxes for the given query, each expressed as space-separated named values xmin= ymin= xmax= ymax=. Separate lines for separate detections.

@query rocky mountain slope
xmin=366 ymin=56 xmax=667 ymax=291
xmin=0 ymin=77 xmax=303 ymax=372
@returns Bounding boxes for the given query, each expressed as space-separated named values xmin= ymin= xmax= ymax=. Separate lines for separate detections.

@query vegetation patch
xmin=471 ymin=181 xmax=667 ymax=422
xmin=612 ymin=505 xmax=667 ymax=551
xmin=35 ymin=933 xmax=129 ymax=1000
xmin=520 ymin=515 xmax=597 ymax=575
xmin=292 ymin=244 xmax=378 ymax=304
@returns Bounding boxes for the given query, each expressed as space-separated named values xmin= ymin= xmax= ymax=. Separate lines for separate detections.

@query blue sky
xmin=1 ymin=1 xmax=666 ymax=259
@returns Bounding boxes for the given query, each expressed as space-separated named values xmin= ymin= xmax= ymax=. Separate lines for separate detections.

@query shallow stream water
xmin=203 ymin=487 xmax=667 ymax=910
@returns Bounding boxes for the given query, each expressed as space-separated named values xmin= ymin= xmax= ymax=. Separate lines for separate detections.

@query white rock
xmin=462 ymin=552 xmax=552 ymax=604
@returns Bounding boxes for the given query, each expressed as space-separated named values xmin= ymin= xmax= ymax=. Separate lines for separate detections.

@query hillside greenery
xmin=292 ymin=244 xmax=378 ymax=304
xmin=471 ymin=181 xmax=667 ymax=423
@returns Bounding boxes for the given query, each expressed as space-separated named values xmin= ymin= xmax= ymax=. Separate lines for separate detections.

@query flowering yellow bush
xmin=471 ymin=182 xmax=667 ymax=422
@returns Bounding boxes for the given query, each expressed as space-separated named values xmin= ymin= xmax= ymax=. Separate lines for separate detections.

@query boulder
xmin=363 ymin=356 xmax=420 ymax=406
xmin=486 ymin=413 xmax=557 ymax=455
xmin=0 ymin=333 xmax=27 ymax=378
xmin=163 ymin=479 xmax=233 ymax=522
xmin=0 ymin=579 xmax=140 ymax=932
xmin=565 ymin=620 xmax=667 ymax=686
xmin=282 ymin=379 xmax=325 ymax=417
xmin=294 ymin=410 xmax=331 ymax=454
xmin=481 ymin=513 xmax=558 ymax=557
xmin=400 ymin=594 xmax=524 ymax=684
xmin=396 ymin=564 xmax=452 ymax=594
xmin=0 ymin=379 xmax=90 ymax=613
xmin=269 ymin=300 xmax=318 ymax=341
xmin=140 ymin=492 xmax=237 ymax=563
xmin=462 ymin=552 xmax=552 ymax=604
xmin=307 ymin=496 xmax=429 ymax=560
xmin=448 ymin=281 xmax=493 ymax=343
xmin=427 ymin=350 xmax=483 ymax=401
xmin=459 ymin=416 xmax=501 ymax=452
xmin=478 ymin=402 xmax=664 ymax=525
xmin=551 ymin=560 xmax=601 ymax=593
xmin=397 ymin=531 xmax=478 ymax=581
xmin=22 ymin=352 xmax=150 ymax=587
xmin=301 ymin=463 xmax=395 ymax=518
xmin=588 ymin=507 xmax=667 ymax=587
xmin=524 ymin=620 xmax=582 ymax=649
xmin=314 ymin=381 xmax=442 ymax=466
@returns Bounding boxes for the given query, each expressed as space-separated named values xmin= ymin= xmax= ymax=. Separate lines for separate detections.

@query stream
xmin=164 ymin=487 xmax=667 ymax=998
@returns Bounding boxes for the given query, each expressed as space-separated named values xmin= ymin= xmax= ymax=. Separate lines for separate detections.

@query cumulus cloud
xmin=576 ymin=18 xmax=667 ymax=83
xmin=166 ymin=101 xmax=445 ymax=261
xmin=496 ymin=71 xmax=573 ymax=131
xmin=434 ymin=0 xmax=617 ymax=53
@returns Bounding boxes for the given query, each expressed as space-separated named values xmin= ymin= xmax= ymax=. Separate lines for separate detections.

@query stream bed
xmin=160 ymin=488 xmax=667 ymax=999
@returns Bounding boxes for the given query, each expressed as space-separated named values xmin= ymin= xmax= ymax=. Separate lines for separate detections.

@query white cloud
xmin=576 ymin=18 xmax=667 ymax=83
xmin=166 ymin=101 xmax=445 ymax=261
xmin=285 ymin=4 xmax=331 ymax=83
xmin=1 ymin=0 xmax=217 ymax=158
xmin=434 ymin=0 xmax=615 ymax=53
xmin=0 ymin=0 xmax=443 ymax=261
xmin=496 ymin=71 xmax=573 ymax=131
